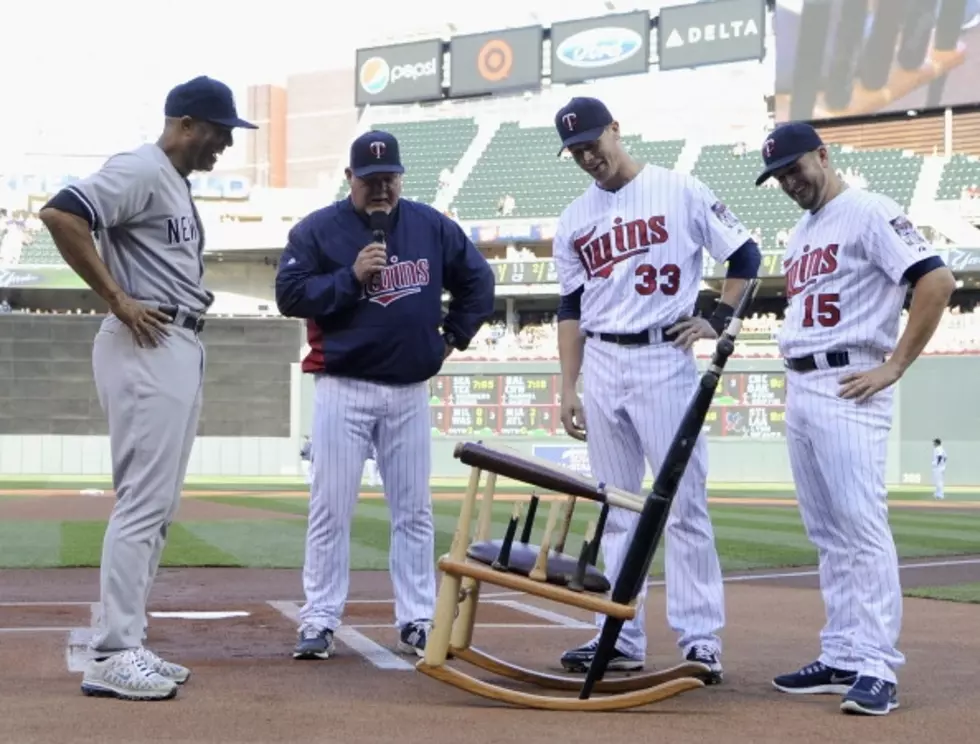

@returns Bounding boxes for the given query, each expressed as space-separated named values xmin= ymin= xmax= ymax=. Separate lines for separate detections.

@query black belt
xmin=584 ymin=328 xmax=678 ymax=346
xmin=784 ymin=351 xmax=850 ymax=372
xmin=159 ymin=304 xmax=205 ymax=333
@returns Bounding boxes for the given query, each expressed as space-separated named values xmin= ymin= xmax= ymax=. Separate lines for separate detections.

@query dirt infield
xmin=1 ymin=568 xmax=980 ymax=744
xmin=1 ymin=496 xmax=979 ymax=743
xmin=0 ymin=494 xmax=305 ymax=521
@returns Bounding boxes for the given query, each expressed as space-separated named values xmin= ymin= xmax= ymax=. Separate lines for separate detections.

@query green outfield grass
xmin=905 ymin=583 xmax=980 ymax=604
xmin=1 ymin=493 xmax=978 ymax=572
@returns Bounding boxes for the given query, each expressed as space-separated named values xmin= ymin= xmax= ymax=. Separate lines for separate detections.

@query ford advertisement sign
xmin=354 ymin=39 xmax=444 ymax=106
xmin=550 ymin=11 xmax=651 ymax=83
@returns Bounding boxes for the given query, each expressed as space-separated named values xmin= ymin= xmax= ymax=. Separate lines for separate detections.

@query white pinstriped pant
xmin=300 ymin=373 xmax=436 ymax=632
xmin=581 ymin=337 xmax=725 ymax=659
xmin=784 ymin=351 xmax=905 ymax=683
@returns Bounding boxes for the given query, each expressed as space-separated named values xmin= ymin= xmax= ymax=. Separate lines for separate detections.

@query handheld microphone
xmin=369 ymin=210 xmax=389 ymax=246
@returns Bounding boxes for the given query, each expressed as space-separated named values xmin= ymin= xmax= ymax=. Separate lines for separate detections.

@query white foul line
xmin=487 ymin=599 xmax=592 ymax=628
xmin=266 ymin=601 xmax=413 ymax=671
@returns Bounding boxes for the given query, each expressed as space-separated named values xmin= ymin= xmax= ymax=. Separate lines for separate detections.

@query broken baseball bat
xmin=492 ymin=502 xmax=522 ymax=571
xmin=519 ymin=491 xmax=539 ymax=544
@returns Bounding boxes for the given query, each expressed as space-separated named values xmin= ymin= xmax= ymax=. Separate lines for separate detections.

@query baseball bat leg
xmin=519 ymin=490 xmax=539 ymax=544
xmin=567 ymin=520 xmax=596 ymax=593
xmin=529 ymin=501 xmax=562 ymax=582
xmin=492 ymin=503 xmax=522 ymax=571
xmin=589 ymin=503 xmax=609 ymax=566
xmin=553 ymin=495 xmax=577 ymax=555
xmin=580 ymin=279 xmax=760 ymax=700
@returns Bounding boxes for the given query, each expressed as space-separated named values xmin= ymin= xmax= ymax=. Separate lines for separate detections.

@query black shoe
xmin=293 ymin=625 xmax=335 ymax=660
xmin=396 ymin=619 xmax=431 ymax=657
xmin=772 ymin=660 xmax=858 ymax=695
xmin=686 ymin=644 xmax=724 ymax=685
xmin=559 ymin=639 xmax=645 ymax=673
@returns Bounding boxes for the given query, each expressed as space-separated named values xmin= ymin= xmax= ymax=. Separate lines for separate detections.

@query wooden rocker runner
xmin=415 ymin=279 xmax=760 ymax=711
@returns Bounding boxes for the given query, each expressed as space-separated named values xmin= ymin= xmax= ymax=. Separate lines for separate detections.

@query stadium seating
xmin=692 ymin=142 xmax=924 ymax=249
xmin=336 ymin=118 xmax=479 ymax=204
xmin=937 ymin=153 xmax=980 ymax=200
xmin=19 ymin=228 xmax=64 ymax=265
xmin=450 ymin=123 xmax=685 ymax=220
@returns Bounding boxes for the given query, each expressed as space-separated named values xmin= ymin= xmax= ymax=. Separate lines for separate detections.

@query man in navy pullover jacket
xmin=276 ymin=130 xmax=495 ymax=661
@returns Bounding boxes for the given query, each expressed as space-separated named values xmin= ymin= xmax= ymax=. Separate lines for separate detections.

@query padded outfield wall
xmin=0 ymin=315 xmax=975 ymax=485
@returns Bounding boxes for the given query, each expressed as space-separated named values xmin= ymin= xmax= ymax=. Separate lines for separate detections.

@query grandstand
xmin=6 ymin=2 xmax=980 ymax=364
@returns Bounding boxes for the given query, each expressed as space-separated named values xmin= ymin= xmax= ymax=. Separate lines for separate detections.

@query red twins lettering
xmin=363 ymin=257 xmax=431 ymax=306
xmin=573 ymin=216 xmax=669 ymax=279
xmin=784 ymin=243 xmax=839 ymax=297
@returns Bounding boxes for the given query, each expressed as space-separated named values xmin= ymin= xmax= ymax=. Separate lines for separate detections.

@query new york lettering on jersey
xmin=778 ymin=188 xmax=938 ymax=359
xmin=554 ymin=166 xmax=750 ymax=334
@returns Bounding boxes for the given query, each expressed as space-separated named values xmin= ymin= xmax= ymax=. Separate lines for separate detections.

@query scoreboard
xmin=429 ymin=372 xmax=786 ymax=438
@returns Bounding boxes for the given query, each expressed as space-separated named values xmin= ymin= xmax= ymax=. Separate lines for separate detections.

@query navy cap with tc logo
xmin=755 ymin=122 xmax=825 ymax=186
xmin=554 ymin=97 xmax=614 ymax=156
xmin=349 ymin=131 xmax=405 ymax=179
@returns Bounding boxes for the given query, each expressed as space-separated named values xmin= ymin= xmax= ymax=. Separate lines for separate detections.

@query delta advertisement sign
xmin=355 ymin=40 xmax=444 ymax=106
xmin=549 ymin=11 xmax=651 ymax=83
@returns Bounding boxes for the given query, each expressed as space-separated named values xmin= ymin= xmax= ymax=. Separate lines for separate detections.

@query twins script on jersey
xmin=553 ymin=164 xmax=750 ymax=333
xmin=778 ymin=188 xmax=937 ymax=359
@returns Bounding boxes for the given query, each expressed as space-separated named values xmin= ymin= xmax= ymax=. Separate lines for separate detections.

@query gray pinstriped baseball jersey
xmin=66 ymin=143 xmax=213 ymax=314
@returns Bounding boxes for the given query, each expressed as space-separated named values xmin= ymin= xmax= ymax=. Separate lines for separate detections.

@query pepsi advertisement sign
xmin=355 ymin=39 xmax=444 ymax=106
xmin=549 ymin=11 xmax=651 ymax=84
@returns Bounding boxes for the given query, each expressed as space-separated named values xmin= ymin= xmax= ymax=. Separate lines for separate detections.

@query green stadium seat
xmin=451 ymin=122 xmax=685 ymax=220
xmin=334 ymin=118 xmax=479 ymax=205
xmin=936 ymin=154 xmax=980 ymax=201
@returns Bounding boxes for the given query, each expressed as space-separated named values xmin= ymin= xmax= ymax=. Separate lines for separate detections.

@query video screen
xmin=774 ymin=0 xmax=980 ymax=122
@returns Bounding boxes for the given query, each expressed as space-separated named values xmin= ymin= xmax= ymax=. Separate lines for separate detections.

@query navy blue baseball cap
xmin=755 ymin=122 xmax=824 ymax=186
xmin=554 ymin=97 xmax=614 ymax=156
xmin=349 ymin=130 xmax=405 ymax=178
xmin=164 ymin=76 xmax=257 ymax=130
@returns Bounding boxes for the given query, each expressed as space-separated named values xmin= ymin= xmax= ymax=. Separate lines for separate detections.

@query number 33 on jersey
xmin=777 ymin=188 xmax=939 ymax=359
xmin=553 ymin=165 xmax=750 ymax=333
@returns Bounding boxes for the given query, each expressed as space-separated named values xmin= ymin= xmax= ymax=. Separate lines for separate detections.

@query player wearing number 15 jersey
xmin=757 ymin=122 xmax=955 ymax=716
xmin=551 ymin=97 xmax=762 ymax=680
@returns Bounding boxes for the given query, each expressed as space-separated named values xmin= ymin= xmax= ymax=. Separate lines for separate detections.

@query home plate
xmin=148 ymin=611 xmax=251 ymax=620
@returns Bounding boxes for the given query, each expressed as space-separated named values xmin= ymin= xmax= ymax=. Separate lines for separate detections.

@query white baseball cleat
xmin=81 ymin=649 xmax=178 ymax=701
xmin=133 ymin=647 xmax=191 ymax=684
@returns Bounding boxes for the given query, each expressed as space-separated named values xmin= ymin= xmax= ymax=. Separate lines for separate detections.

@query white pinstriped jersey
xmin=777 ymin=188 xmax=938 ymax=359
xmin=552 ymin=164 xmax=750 ymax=334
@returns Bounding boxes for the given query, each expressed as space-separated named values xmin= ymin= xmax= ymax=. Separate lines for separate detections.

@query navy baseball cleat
xmin=772 ymin=661 xmax=858 ymax=694
xmin=686 ymin=644 xmax=724 ymax=685
xmin=293 ymin=625 xmax=335 ymax=660
xmin=559 ymin=639 xmax=645 ymax=673
xmin=396 ymin=619 xmax=431 ymax=657
xmin=840 ymin=675 xmax=899 ymax=716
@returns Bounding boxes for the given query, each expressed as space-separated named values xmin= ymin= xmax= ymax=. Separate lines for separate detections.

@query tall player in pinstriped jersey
xmin=276 ymin=131 xmax=495 ymax=660
xmin=757 ymin=122 xmax=955 ymax=716
xmin=551 ymin=97 xmax=762 ymax=680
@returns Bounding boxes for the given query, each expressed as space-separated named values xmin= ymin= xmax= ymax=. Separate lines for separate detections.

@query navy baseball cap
xmin=554 ymin=97 xmax=614 ymax=156
xmin=755 ymin=122 xmax=824 ymax=186
xmin=349 ymin=131 xmax=405 ymax=178
xmin=165 ymin=76 xmax=257 ymax=130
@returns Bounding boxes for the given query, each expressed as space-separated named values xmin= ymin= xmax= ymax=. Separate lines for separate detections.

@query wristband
xmin=707 ymin=302 xmax=736 ymax=336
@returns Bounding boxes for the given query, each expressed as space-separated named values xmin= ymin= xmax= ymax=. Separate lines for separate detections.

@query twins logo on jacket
xmin=362 ymin=256 xmax=431 ymax=306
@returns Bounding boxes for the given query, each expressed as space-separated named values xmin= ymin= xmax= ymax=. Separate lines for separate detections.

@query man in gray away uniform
xmin=38 ymin=76 xmax=256 ymax=701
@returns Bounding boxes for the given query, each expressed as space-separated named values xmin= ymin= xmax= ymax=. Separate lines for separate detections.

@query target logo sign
xmin=477 ymin=39 xmax=514 ymax=82
xmin=450 ymin=27 xmax=542 ymax=96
